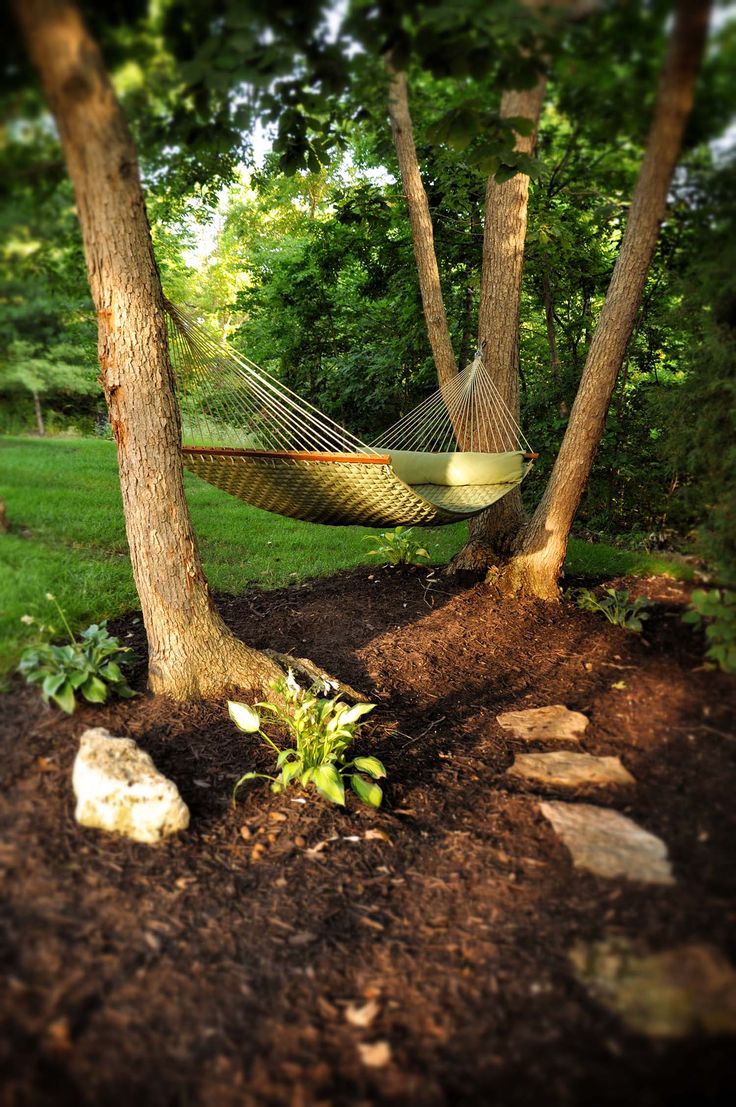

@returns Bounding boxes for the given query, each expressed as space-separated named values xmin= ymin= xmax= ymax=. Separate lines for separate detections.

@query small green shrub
xmin=364 ymin=525 xmax=430 ymax=566
xmin=229 ymin=671 xmax=385 ymax=807
xmin=18 ymin=593 xmax=136 ymax=713
xmin=573 ymin=587 xmax=652 ymax=632
xmin=682 ymin=588 xmax=736 ymax=673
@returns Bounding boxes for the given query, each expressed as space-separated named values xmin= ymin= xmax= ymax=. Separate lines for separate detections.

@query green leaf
xmin=350 ymin=773 xmax=383 ymax=808
xmin=100 ymin=661 xmax=123 ymax=683
xmin=228 ymin=701 xmax=261 ymax=733
xmin=340 ymin=702 xmax=376 ymax=726
xmin=312 ymin=763 xmax=345 ymax=805
xmin=504 ymin=115 xmax=534 ymax=136
xmin=51 ymin=682 xmax=76 ymax=714
xmin=494 ymin=164 xmax=520 ymax=185
xmin=352 ymin=756 xmax=386 ymax=780
xmin=281 ymin=759 xmax=302 ymax=787
xmin=81 ymin=675 xmax=108 ymax=703
xmin=42 ymin=672 xmax=66 ymax=697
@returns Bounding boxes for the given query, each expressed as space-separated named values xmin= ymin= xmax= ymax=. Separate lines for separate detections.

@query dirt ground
xmin=1 ymin=566 xmax=735 ymax=1107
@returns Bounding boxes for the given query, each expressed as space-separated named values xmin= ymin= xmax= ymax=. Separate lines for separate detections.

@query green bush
xmin=682 ymin=588 xmax=736 ymax=673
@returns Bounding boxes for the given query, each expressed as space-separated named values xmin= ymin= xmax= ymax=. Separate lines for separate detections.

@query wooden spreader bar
xmin=182 ymin=446 xmax=391 ymax=465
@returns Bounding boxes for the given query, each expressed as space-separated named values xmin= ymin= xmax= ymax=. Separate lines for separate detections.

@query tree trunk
xmin=450 ymin=77 xmax=547 ymax=572
xmin=386 ymin=62 xmax=458 ymax=386
xmin=32 ymin=390 xmax=45 ymax=435
xmin=498 ymin=0 xmax=710 ymax=599
xmin=15 ymin=0 xmax=281 ymax=699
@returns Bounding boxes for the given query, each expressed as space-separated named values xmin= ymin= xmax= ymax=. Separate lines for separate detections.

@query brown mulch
xmin=1 ymin=566 xmax=735 ymax=1107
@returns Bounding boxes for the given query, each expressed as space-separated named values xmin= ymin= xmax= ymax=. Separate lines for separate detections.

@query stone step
xmin=507 ymin=751 xmax=635 ymax=790
xmin=539 ymin=800 xmax=674 ymax=885
xmin=497 ymin=704 xmax=588 ymax=743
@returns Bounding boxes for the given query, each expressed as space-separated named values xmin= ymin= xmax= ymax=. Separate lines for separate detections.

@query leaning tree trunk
xmin=497 ymin=0 xmax=710 ymax=599
xmin=386 ymin=62 xmax=458 ymax=386
xmin=14 ymin=0 xmax=282 ymax=699
xmin=450 ymin=77 xmax=547 ymax=572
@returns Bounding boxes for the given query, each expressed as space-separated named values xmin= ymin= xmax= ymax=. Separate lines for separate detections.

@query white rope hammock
xmin=166 ymin=301 xmax=535 ymax=527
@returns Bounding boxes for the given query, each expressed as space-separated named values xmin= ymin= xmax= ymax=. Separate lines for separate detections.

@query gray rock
xmin=570 ymin=937 xmax=736 ymax=1037
xmin=507 ymin=751 xmax=635 ymax=789
xmin=497 ymin=704 xmax=588 ymax=743
xmin=73 ymin=728 xmax=189 ymax=844
xmin=539 ymin=800 xmax=674 ymax=884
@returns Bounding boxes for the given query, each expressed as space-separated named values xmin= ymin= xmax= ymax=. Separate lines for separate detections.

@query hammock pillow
xmin=389 ymin=450 xmax=527 ymax=488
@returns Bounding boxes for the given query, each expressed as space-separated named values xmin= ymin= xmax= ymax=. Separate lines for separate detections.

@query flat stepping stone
xmin=539 ymin=801 xmax=674 ymax=885
xmin=507 ymin=751 xmax=635 ymax=789
xmin=570 ymin=937 xmax=736 ymax=1037
xmin=497 ymin=704 xmax=588 ymax=743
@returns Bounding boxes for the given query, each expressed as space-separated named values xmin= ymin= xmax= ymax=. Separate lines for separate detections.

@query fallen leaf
xmin=345 ymin=999 xmax=380 ymax=1028
xmin=357 ymin=1041 xmax=392 ymax=1068
xmin=364 ymin=829 xmax=392 ymax=844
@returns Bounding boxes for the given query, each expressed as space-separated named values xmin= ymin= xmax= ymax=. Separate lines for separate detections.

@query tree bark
xmin=14 ymin=0 xmax=282 ymax=699
xmin=32 ymin=390 xmax=45 ymax=435
xmin=386 ymin=62 xmax=458 ymax=386
xmin=497 ymin=0 xmax=710 ymax=599
xmin=450 ymin=77 xmax=547 ymax=571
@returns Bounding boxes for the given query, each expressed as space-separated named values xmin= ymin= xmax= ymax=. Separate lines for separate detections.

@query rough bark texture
xmin=450 ymin=77 xmax=547 ymax=572
xmin=14 ymin=0 xmax=282 ymax=699
xmin=498 ymin=0 xmax=710 ymax=599
xmin=386 ymin=63 xmax=458 ymax=386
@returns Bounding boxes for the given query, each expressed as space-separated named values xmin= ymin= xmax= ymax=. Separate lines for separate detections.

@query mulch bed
xmin=1 ymin=566 xmax=735 ymax=1106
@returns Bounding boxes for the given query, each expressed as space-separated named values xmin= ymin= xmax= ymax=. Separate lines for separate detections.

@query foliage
xmin=572 ymin=587 xmax=652 ymax=633
xmin=17 ymin=593 xmax=135 ymax=713
xmin=682 ymin=588 xmax=736 ymax=674
xmin=364 ymin=526 xmax=430 ymax=567
xmin=229 ymin=672 xmax=385 ymax=807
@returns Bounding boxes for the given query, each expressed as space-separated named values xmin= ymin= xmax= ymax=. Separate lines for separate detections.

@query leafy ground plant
xmin=364 ymin=525 xmax=430 ymax=566
xmin=18 ymin=593 xmax=136 ymax=713
xmin=682 ymin=588 xmax=736 ymax=673
xmin=573 ymin=587 xmax=652 ymax=632
xmin=229 ymin=671 xmax=385 ymax=807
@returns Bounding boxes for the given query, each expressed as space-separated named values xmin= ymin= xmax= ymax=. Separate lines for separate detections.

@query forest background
xmin=2 ymin=0 xmax=735 ymax=583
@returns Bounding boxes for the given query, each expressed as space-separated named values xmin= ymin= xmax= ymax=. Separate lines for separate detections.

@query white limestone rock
xmin=73 ymin=728 xmax=190 ymax=844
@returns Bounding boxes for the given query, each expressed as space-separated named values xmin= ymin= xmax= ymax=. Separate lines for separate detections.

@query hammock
xmin=166 ymin=301 xmax=536 ymax=528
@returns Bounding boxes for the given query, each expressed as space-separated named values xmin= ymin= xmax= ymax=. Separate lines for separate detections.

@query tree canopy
xmin=2 ymin=0 xmax=735 ymax=580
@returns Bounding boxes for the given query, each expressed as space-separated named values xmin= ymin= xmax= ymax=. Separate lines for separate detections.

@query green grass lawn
xmin=0 ymin=435 xmax=693 ymax=674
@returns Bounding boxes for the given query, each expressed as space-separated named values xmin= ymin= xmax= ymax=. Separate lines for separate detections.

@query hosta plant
xmin=364 ymin=525 xmax=430 ymax=567
xmin=18 ymin=594 xmax=136 ymax=713
xmin=573 ymin=587 xmax=652 ymax=632
xmin=229 ymin=671 xmax=385 ymax=807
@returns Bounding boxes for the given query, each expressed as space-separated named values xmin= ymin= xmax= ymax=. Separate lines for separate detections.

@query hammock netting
xmin=166 ymin=301 xmax=535 ymax=528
